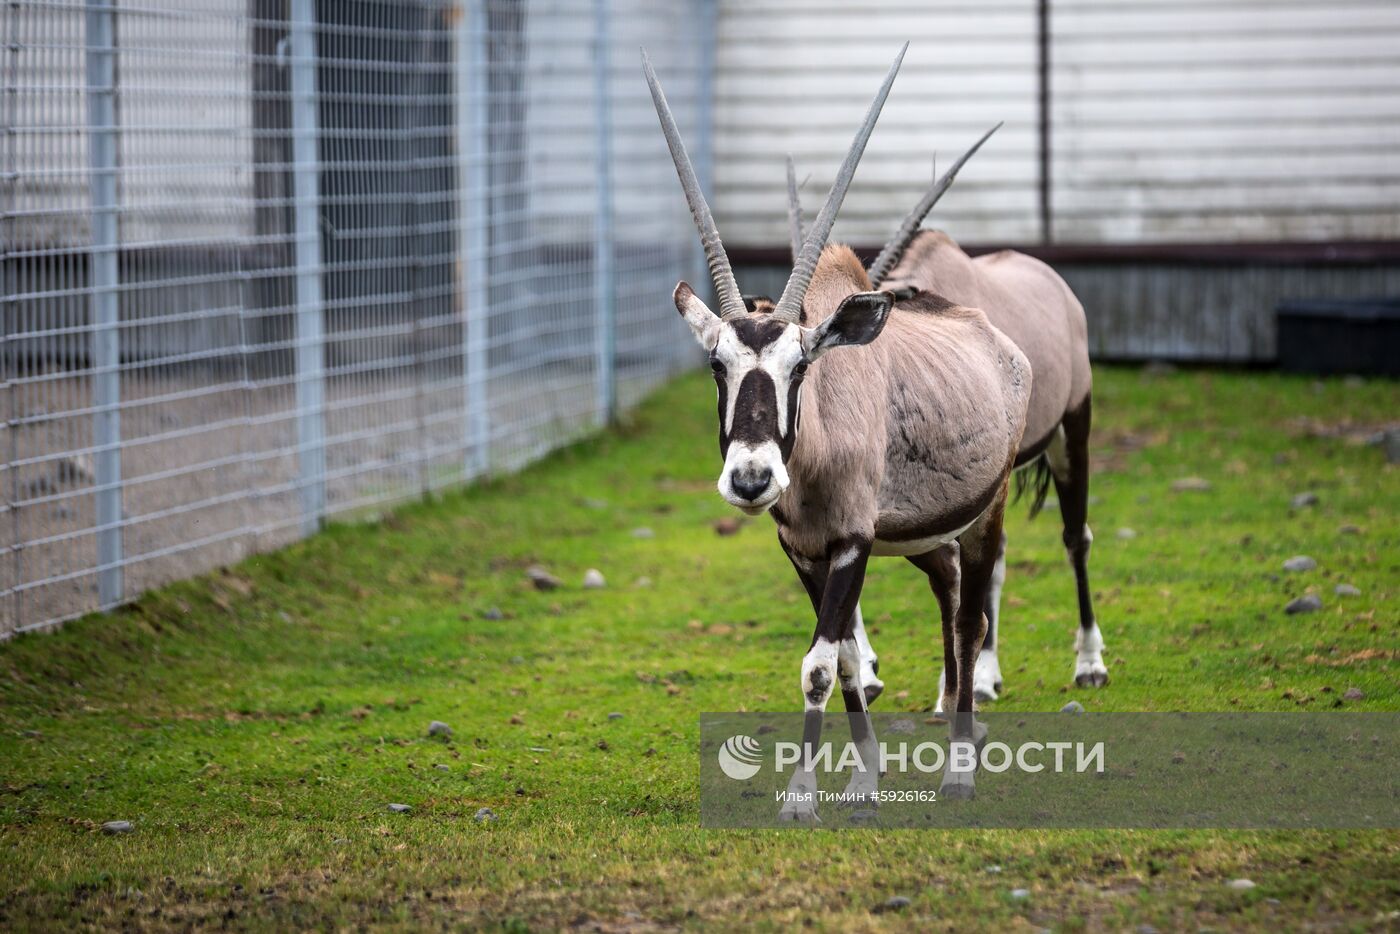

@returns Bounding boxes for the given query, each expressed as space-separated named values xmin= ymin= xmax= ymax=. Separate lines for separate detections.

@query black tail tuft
xmin=1013 ymin=455 xmax=1053 ymax=520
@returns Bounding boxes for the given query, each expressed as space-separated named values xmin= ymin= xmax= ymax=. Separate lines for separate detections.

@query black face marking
xmin=713 ymin=317 xmax=805 ymax=460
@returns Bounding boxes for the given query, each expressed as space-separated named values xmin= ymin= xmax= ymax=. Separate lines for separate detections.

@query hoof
xmin=973 ymin=684 xmax=999 ymax=703
xmin=777 ymin=805 xmax=822 ymax=824
xmin=863 ymin=679 xmax=885 ymax=706
xmin=1074 ymin=670 xmax=1109 ymax=688
xmin=939 ymin=772 xmax=976 ymax=800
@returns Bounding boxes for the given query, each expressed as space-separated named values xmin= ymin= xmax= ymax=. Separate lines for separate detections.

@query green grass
xmin=2 ymin=366 xmax=1397 ymax=931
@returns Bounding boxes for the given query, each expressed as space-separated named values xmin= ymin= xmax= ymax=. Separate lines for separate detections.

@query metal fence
xmin=1 ymin=0 xmax=713 ymax=636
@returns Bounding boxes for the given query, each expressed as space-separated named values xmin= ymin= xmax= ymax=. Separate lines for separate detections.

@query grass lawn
xmin=2 ymin=365 xmax=1397 ymax=931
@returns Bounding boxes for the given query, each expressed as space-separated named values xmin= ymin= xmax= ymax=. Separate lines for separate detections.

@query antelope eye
xmin=709 ymin=358 xmax=725 ymax=375
xmin=793 ymin=361 xmax=809 ymax=378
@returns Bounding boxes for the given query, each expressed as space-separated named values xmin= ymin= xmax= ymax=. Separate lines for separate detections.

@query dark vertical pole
xmin=1037 ymin=0 xmax=1052 ymax=244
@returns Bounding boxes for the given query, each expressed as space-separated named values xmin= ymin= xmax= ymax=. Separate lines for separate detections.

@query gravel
xmin=1282 ymin=555 xmax=1317 ymax=572
xmin=1285 ymin=594 xmax=1323 ymax=615
xmin=427 ymin=720 xmax=453 ymax=738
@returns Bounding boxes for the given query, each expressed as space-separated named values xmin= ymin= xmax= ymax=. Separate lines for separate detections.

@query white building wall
xmin=714 ymin=0 xmax=1400 ymax=246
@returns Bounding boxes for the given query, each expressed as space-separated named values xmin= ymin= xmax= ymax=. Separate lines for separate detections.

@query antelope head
xmin=643 ymin=45 xmax=905 ymax=515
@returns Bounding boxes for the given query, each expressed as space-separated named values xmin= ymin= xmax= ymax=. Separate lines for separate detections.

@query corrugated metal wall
xmin=714 ymin=0 xmax=1400 ymax=246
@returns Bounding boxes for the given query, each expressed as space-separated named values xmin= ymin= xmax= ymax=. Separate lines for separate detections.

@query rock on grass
xmin=427 ymin=720 xmax=453 ymax=738
xmin=102 ymin=820 xmax=133 ymax=835
xmin=582 ymin=568 xmax=606 ymax=589
xmin=474 ymin=807 xmax=496 ymax=823
xmin=526 ymin=565 xmax=562 ymax=591
xmin=1334 ymin=583 xmax=1360 ymax=596
xmin=1343 ymin=687 xmax=1365 ymax=701
xmin=387 ymin=803 xmax=411 ymax=813
xmin=1290 ymin=491 xmax=1318 ymax=508
xmin=1282 ymin=555 xmax=1317 ymax=572
xmin=1227 ymin=878 xmax=1256 ymax=891
xmin=1285 ymin=594 xmax=1323 ymax=615
xmin=873 ymin=896 xmax=911 ymax=913
xmin=1061 ymin=701 xmax=1084 ymax=714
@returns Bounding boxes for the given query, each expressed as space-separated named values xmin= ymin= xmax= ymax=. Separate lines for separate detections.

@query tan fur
xmin=776 ymin=248 xmax=1031 ymax=559
xmin=881 ymin=230 xmax=1091 ymax=453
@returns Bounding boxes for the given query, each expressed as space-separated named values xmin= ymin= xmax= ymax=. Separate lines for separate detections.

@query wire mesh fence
xmin=1 ymin=0 xmax=712 ymax=636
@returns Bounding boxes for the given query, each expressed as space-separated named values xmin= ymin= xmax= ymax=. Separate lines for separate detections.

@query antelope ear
xmin=801 ymin=290 xmax=893 ymax=360
xmin=673 ymin=281 xmax=722 ymax=350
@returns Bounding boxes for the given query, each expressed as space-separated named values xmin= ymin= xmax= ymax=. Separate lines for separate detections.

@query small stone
xmin=1171 ymin=477 xmax=1212 ymax=492
xmin=873 ymin=896 xmax=911 ymax=913
xmin=607 ymin=712 xmax=624 ymax=721
xmin=712 ymin=517 xmax=742 ymax=536
xmin=1282 ymin=555 xmax=1317 ymax=572
xmin=1384 ymin=428 xmax=1400 ymax=465
xmin=481 ymin=607 xmax=504 ymax=621
xmin=985 ymin=865 xmax=1002 ymax=874
xmin=427 ymin=720 xmax=453 ymax=738
xmin=387 ymin=803 xmax=411 ymax=813
xmin=1343 ymin=687 xmax=1365 ymax=701
xmin=1334 ymin=583 xmax=1360 ymax=596
xmin=1116 ymin=528 xmax=1137 ymax=540
xmin=1227 ymin=878 xmax=1256 ymax=891
xmin=1338 ymin=524 xmax=1362 ymax=535
xmin=634 ymin=576 xmax=653 ymax=588
xmin=101 ymin=820 xmax=133 ymax=835
xmin=434 ymin=764 xmax=450 ymax=772
xmin=631 ymin=527 xmax=655 ymax=539
xmin=1061 ymin=701 xmax=1085 ymax=714
xmin=525 ymin=565 xmax=562 ymax=591
xmin=474 ymin=807 xmax=496 ymax=823
xmin=1009 ymin=888 xmax=1031 ymax=900
xmin=1290 ymin=492 xmax=1318 ymax=509
xmin=582 ymin=569 xmax=606 ymax=589
xmin=1285 ymin=594 xmax=1322 ymax=615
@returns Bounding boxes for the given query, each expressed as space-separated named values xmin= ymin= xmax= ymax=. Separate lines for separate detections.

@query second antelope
xmin=787 ymin=129 xmax=1105 ymax=713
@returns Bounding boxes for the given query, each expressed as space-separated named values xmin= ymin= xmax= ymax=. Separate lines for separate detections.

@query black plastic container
xmin=1276 ymin=297 xmax=1400 ymax=376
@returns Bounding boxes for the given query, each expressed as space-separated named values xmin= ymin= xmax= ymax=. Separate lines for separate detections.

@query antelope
xmin=786 ymin=128 xmax=1105 ymax=713
xmin=644 ymin=44 xmax=1033 ymax=812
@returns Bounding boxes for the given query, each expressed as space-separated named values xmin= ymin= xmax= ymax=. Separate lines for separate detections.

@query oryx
xmin=786 ymin=127 xmax=1105 ymax=711
xmin=644 ymin=45 xmax=1032 ymax=811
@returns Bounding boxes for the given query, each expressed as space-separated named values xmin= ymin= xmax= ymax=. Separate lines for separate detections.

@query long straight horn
xmin=785 ymin=154 xmax=804 ymax=265
xmin=867 ymin=122 xmax=1002 ymax=286
xmin=772 ymin=43 xmax=908 ymax=324
xmin=642 ymin=49 xmax=746 ymax=319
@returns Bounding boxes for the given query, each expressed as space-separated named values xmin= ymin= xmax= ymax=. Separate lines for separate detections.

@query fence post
xmin=690 ymin=0 xmax=717 ymax=306
xmin=85 ymin=0 xmax=122 ymax=608
xmin=592 ymin=0 xmax=616 ymax=424
xmin=289 ymin=0 xmax=325 ymax=535
xmin=457 ymin=1 xmax=490 ymax=477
